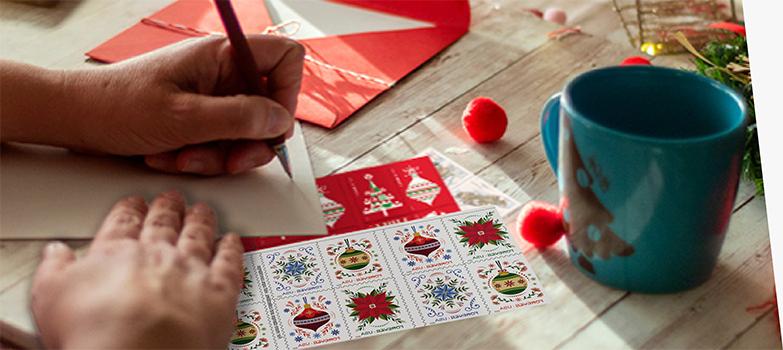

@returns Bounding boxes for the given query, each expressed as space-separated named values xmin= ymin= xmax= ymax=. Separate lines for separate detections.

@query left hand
xmin=30 ymin=192 xmax=245 ymax=349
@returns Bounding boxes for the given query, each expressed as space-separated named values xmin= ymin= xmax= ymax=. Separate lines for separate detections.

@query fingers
xmin=176 ymin=202 xmax=217 ymax=263
xmin=172 ymin=93 xmax=293 ymax=145
xmin=139 ymin=191 xmax=186 ymax=245
xmin=144 ymin=151 xmax=179 ymax=173
xmin=225 ymin=141 xmax=276 ymax=174
xmin=144 ymin=141 xmax=276 ymax=175
xmin=93 ymin=196 xmax=147 ymax=245
xmin=210 ymin=233 xmax=244 ymax=293
xmin=32 ymin=242 xmax=76 ymax=292
xmin=245 ymin=35 xmax=306 ymax=115
xmin=174 ymin=143 xmax=227 ymax=176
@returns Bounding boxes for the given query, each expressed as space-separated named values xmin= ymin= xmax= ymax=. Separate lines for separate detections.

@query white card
xmin=0 ymin=123 xmax=326 ymax=239
xmin=264 ymin=0 xmax=434 ymax=40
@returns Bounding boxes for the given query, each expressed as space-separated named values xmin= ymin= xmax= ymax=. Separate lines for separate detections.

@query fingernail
xmin=161 ymin=190 xmax=184 ymax=203
xmin=265 ymin=107 xmax=290 ymax=135
xmin=44 ymin=242 xmax=68 ymax=257
xmin=145 ymin=155 xmax=167 ymax=168
xmin=192 ymin=202 xmax=213 ymax=215
xmin=182 ymin=159 xmax=206 ymax=173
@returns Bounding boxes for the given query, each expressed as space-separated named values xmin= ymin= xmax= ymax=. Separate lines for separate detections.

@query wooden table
xmin=1 ymin=0 xmax=779 ymax=349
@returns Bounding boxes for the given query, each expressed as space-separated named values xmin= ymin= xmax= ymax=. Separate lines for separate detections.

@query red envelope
xmin=86 ymin=0 xmax=470 ymax=128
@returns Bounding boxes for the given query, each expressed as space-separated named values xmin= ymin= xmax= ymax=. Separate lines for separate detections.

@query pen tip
xmin=273 ymin=144 xmax=293 ymax=180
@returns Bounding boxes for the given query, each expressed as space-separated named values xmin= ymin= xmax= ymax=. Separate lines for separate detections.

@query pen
xmin=213 ymin=0 xmax=293 ymax=179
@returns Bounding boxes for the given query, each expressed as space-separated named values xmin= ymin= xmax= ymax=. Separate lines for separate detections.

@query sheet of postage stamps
xmin=233 ymin=207 xmax=546 ymax=349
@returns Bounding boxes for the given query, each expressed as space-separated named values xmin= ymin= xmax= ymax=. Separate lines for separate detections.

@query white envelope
xmin=0 ymin=123 xmax=326 ymax=239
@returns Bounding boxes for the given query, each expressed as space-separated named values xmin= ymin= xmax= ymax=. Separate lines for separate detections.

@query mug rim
xmin=561 ymin=65 xmax=748 ymax=145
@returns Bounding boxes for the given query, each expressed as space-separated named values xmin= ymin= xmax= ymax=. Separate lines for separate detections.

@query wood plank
xmin=726 ymin=310 xmax=782 ymax=350
xmin=557 ymin=197 xmax=776 ymax=349
xmin=0 ymin=0 xmax=168 ymax=68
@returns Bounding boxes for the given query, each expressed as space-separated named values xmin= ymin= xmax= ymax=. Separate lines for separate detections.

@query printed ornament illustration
xmin=362 ymin=174 xmax=403 ymax=217
xmin=404 ymin=230 xmax=441 ymax=257
xmin=451 ymin=212 xmax=513 ymax=255
xmin=404 ymin=166 xmax=441 ymax=206
xmin=393 ymin=224 xmax=452 ymax=267
xmin=338 ymin=239 xmax=371 ymax=270
xmin=343 ymin=282 xmax=404 ymax=331
xmin=267 ymin=247 xmax=322 ymax=291
xmin=490 ymin=261 xmax=527 ymax=295
xmin=477 ymin=260 xmax=543 ymax=305
xmin=229 ymin=310 xmax=269 ymax=350
xmin=293 ymin=298 xmax=331 ymax=331
xmin=415 ymin=271 xmax=476 ymax=315
xmin=284 ymin=295 xmax=342 ymax=343
xmin=319 ymin=186 xmax=345 ymax=228
xmin=326 ymin=238 xmax=383 ymax=281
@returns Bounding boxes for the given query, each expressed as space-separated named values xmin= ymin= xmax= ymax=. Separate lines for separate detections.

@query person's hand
xmin=69 ymin=35 xmax=303 ymax=175
xmin=31 ymin=191 xmax=245 ymax=349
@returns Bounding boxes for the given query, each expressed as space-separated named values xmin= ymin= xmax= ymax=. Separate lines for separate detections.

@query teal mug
xmin=540 ymin=66 xmax=747 ymax=293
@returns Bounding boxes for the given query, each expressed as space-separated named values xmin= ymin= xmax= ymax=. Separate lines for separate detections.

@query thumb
xmin=32 ymin=242 xmax=75 ymax=294
xmin=172 ymin=93 xmax=294 ymax=144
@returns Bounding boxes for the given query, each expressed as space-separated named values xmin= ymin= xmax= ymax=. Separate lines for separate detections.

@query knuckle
xmin=153 ymin=227 xmax=179 ymax=242
xmin=187 ymin=214 xmax=216 ymax=229
xmin=183 ymin=240 xmax=212 ymax=259
xmin=109 ymin=210 xmax=143 ymax=230
xmin=185 ymin=223 xmax=213 ymax=238
xmin=148 ymin=212 xmax=180 ymax=229
xmin=209 ymin=276 xmax=233 ymax=293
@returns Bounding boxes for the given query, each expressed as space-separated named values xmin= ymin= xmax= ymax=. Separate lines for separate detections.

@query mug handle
xmin=540 ymin=93 xmax=561 ymax=176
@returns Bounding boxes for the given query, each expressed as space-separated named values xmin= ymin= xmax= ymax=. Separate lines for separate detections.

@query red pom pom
xmin=620 ymin=56 xmax=652 ymax=66
xmin=517 ymin=200 xmax=565 ymax=247
xmin=462 ymin=97 xmax=508 ymax=143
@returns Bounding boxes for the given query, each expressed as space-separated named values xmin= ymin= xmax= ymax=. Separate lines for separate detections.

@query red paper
xmin=86 ymin=0 xmax=470 ymax=128
xmin=241 ymin=156 xmax=460 ymax=251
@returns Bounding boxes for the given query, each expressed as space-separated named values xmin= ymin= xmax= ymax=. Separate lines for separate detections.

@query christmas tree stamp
xmin=321 ymin=234 xmax=391 ymax=288
xmin=275 ymin=292 xmax=349 ymax=349
xmin=386 ymin=222 xmax=460 ymax=274
xmin=445 ymin=211 xmax=517 ymax=262
xmin=258 ymin=245 xmax=330 ymax=299
xmin=229 ymin=304 xmax=272 ymax=350
xmin=346 ymin=171 xmax=410 ymax=223
xmin=339 ymin=280 xmax=415 ymax=337
xmin=408 ymin=267 xmax=486 ymax=325
xmin=468 ymin=259 xmax=546 ymax=313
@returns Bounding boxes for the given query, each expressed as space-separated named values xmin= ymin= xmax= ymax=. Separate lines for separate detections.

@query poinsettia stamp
xmin=322 ymin=234 xmax=390 ymax=288
xmin=229 ymin=304 xmax=272 ymax=350
xmin=259 ymin=245 xmax=329 ymax=299
xmin=275 ymin=292 xmax=349 ymax=348
xmin=386 ymin=222 xmax=460 ymax=274
xmin=468 ymin=259 xmax=546 ymax=313
xmin=446 ymin=211 xmax=517 ymax=261
xmin=340 ymin=280 xmax=414 ymax=337
xmin=408 ymin=268 xmax=486 ymax=325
